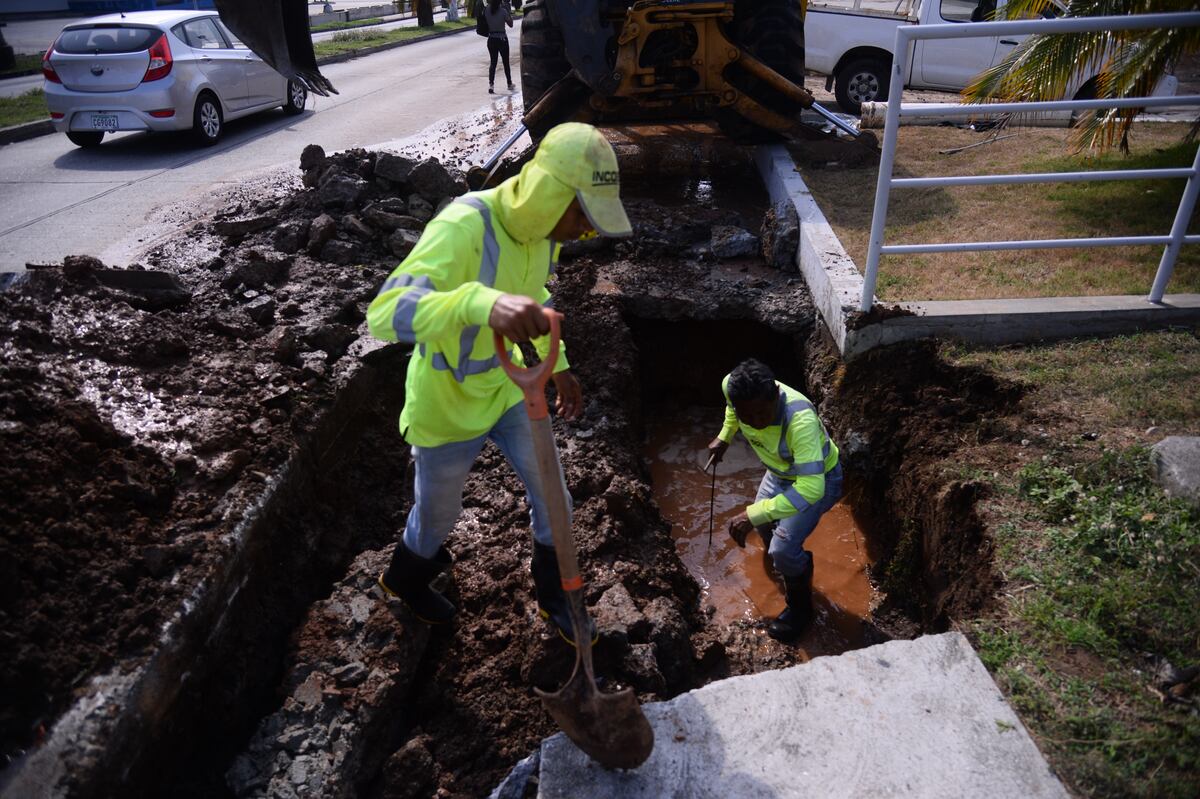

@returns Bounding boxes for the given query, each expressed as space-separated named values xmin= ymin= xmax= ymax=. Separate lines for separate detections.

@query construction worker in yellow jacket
xmin=706 ymin=358 xmax=842 ymax=642
xmin=366 ymin=123 xmax=631 ymax=644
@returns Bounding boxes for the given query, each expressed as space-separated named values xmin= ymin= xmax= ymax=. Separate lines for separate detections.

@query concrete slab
xmin=538 ymin=632 xmax=1067 ymax=799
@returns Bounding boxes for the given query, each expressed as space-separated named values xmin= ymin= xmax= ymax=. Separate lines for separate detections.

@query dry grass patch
xmin=797 ymin=123 xmax=1199 ymax=301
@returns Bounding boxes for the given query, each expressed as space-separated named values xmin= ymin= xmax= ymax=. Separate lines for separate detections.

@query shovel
xmin=494 ymin=310 xmax=654 ymax=771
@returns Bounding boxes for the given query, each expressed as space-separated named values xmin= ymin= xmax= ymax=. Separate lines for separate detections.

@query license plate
xmin=90 ymin=114 xmax=118 ymax=131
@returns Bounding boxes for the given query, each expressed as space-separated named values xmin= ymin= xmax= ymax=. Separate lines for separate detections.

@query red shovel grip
xmin=494 ymin=309 xmax=562 ymax=421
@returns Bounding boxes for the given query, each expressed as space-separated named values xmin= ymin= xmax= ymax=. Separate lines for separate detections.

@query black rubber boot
xmin=531 ymin=542 xmax=596 ymax=647
xmin=768 ymin=560 xmax=814 ymax=643
xmin=378 ymin=542 xmax=456 ymax=624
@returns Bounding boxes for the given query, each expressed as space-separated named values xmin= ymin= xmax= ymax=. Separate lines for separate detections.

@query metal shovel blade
xmin=535 ymin=668 xmax=655 ymax=770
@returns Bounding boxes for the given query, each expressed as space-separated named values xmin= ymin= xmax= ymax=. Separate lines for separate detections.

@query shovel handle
xmin=494 ymin=309 xmax=561 ymax=421
xmin=494 ymin=309 xmax=585 ymax=594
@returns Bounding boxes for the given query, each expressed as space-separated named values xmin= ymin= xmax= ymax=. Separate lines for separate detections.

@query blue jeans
xmin=755 ymin=463 xmax=843 ymax=577
xmin=402 ymin=402 xmax=571 ymax=558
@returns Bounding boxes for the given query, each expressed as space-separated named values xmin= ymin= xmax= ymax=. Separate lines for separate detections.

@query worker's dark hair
xmin=727 ymin=359 xmax=778 ymax=404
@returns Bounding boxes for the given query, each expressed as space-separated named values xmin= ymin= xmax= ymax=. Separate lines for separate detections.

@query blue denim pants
xmin=755 ymin=463 xmax=843 ymax=577
xmin=402 ymin=402 xmax=572 ymax=559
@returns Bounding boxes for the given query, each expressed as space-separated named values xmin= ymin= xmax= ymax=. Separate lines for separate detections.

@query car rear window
xmin=54 ymin=26 xmax=161 ymax=55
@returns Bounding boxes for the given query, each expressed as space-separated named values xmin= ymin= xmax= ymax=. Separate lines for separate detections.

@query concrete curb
xmin=0 ymin=117 xmax=52 ymax=145
xmin=755 ymin=142 xmax=1200 ymax=359
xmin=0 ymin=25 xmax=477 ymax=145
xmin=313 ymin=22 xmax=476 ymax=67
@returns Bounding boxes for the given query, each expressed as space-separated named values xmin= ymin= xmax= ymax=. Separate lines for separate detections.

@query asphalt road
xmin=0 ymin=23 xmax=524 ymax=269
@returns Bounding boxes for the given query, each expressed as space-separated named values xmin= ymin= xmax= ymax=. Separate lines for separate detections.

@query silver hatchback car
xmin=43 ymin=10 xmax=307 ymax=148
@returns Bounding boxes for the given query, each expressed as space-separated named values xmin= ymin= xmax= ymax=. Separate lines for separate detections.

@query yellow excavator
xmin=213 ymin=0 xmax=862 ymax=146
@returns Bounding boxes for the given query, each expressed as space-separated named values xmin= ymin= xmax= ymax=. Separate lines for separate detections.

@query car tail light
xmin=50 ymin=112 xmax=64 ymax=119
xmin=42 ymin=40 xmax=61 ymax=84
xmin=142 ymin=33 xmax=172 ymax=82
xmin=148 ymin=108 xmax=175 ymax=118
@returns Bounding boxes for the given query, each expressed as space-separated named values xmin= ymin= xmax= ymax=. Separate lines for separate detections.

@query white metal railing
xmin=860 ymin=11 xmax=1200 ymax=311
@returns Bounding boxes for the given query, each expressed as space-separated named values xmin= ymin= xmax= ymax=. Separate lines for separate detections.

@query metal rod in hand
xmin=479 ymin=123 xmax=527 ymax=185
xmin=705 ymin=453 xmax=717 ymax=549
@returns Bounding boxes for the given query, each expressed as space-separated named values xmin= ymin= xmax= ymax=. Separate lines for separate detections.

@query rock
xmin=408 ymin=157 xmax=467 ymax=202
xmin=623 ymin=643 xmax=666 ymax=692
xmin=273 ymin=219 xmax=311 ymax=254
xmin=206 ymin=449 xmax=251 ymax=481
xmin=63 ymin=254 xmax=104 ymax=279
xmin=245 ymin=295 xmax=277 ymax=326
xmin=1150 ymin=436 xmax=1200 ymax=509
xmin=319 ymin=240 xmax=359 ymax=265
xmin=406 ymin=196 xmax=434 ymax=223
xmin=213 ymin=215 xmax=277 ymax=237
xmin=383 ymin=738 xmax=438 ymax=799
xmin=265 ymin=326 xmax=300 ymax=362
xmin=340 ymin=214 xmax=375 ymax=241
xmin=388 ymin=228 xmax=422 ymax=259
xmin=307 ymin=213 xmax=337 ymax=254
xmin=710 ymin=225 xmax=759 ymax=259
xmin=593 ymin=582 xmax=649 ymax=644
xmin=374 ymin=152 xmax=417 ymax=184
xmin=303 ymin=323 xmax=357 ymax=360
xmin=299 ymin=143 xmax=326 ymax=172
xmin=366 ymin=197 xmax=407 ymax=216
xmin=318 ymin=174 xmax=368 ymax=209
xmin=760 ymin=202 xmax=799 ymax=271
xmin=362 ymin=208 xmax=406 ymax=232
xmin=232 ymin=253 xmax=290 ymax=289
xmin=299 ymin=351 xmax=328 ymax=380
xmin=330 ymin=661 xmax=368 ymax=687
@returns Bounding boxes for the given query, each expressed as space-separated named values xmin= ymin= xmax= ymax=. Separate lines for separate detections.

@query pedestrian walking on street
xmin=482 ymin=0 xmax=514 ymax=93
xmin=366 ymin=123 xmax=633 ymax=645
xmin=706 ymin=359 xmax=843 ymax=642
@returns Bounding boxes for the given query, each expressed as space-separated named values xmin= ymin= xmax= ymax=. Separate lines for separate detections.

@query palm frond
xmin=961 ymin=0 xmax=1200 ymax=153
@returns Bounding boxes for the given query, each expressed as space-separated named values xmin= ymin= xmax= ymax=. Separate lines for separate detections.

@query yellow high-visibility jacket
xmin=718 ymin=377 xmax=840 ymax=527
xmin=367 ymin=161 xmax=572 ymax=447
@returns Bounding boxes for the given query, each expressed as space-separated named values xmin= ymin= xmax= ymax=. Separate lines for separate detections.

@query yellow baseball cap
xmin=532 ymin=123 xmax=632 ymax=238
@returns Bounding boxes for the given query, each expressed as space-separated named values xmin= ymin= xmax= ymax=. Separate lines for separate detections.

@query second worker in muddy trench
xmin=365 ymin=122 xmax=632 ymax=645
xmin=707 ymin=359 xmax=843 ymax=642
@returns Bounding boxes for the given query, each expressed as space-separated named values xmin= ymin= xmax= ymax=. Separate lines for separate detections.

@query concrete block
xmin=1151 ymin=436 xmax=1200 ymax=509
xmin=538 ymin=632 xmax=1067 ymax=799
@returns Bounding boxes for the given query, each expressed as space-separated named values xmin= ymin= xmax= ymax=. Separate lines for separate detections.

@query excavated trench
xmin=0 ymin=131 xmax=1017 ymax=798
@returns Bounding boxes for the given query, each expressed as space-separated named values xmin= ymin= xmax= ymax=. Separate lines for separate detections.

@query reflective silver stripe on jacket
xmin=383 ymin=274 xmax=435 ymax=342
xmin=771 ymin=395 xmax=833 ymax=479
xmin=421 ymin=195 xmax=504 ymax=382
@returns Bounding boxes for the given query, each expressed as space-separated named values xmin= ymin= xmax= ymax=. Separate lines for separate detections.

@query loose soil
xmin=1 ymin=128 xmax=1029 ymax=797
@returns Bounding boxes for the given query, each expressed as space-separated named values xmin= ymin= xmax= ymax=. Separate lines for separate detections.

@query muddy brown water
xmin=645 ymin=406 xmax=875 ymax=650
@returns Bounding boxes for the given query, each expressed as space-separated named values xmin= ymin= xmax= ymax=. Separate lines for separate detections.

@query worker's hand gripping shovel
xmin=495 ymin=310 xmax=654 ymax=771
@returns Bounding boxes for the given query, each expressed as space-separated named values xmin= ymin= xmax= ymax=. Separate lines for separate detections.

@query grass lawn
xmin=313 ymin=20 xmax=472 ymax=58
xmin=0 ymin=88 xmax=47 ymax=128
xmin=796 ymin=123 xmax=1200 ymax=301
xmin=942 ymin=330 xmax=1200 ymax=798
xmin=0 ymin=53 xmax=42 ymax=79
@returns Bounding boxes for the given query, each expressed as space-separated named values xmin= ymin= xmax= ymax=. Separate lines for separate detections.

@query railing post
xmin=860 ymin=28 xmax=909 ymax=312
xmin=1149 ymin=143 xmax=1200 ymax=303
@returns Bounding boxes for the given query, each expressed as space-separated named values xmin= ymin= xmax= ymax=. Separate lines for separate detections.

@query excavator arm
xmin=213 ymin=0 xmax=337 ymax=96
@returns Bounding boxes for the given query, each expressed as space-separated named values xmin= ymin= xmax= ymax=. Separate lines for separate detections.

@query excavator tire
xmin=718 ymin=0 xmax=806 ymax=142
xmin=519 ymin=2 xmax=571 ymax=116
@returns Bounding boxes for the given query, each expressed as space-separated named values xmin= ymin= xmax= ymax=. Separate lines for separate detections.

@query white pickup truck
xmin=805 ymin=0 xmax=1175 ymax=114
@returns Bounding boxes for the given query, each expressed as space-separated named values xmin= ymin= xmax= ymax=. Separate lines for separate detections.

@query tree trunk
xmin=417 ymin=0 xmax=435 ymax=26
